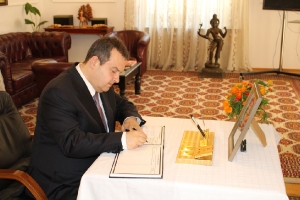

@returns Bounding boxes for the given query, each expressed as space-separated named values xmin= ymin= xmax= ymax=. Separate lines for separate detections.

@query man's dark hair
xmin=83 ymin=36 xmax=130 ymax=64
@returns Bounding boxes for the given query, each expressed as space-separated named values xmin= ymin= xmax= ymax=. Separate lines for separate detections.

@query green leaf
xmin=25 ymin=19 xmax=35 ymax=26
xmin=256 ymin=79 xmax=267 ymax=86
xmin=37 ymin=21 xmax=48 ymax=27
xmin=242 ymin=92 xmax=248 ymax=102
xmin=261 ymin=112 xmax=268 ymax=123
xmin=24 ymin=3 xmax=32 ymax=15
xmin=260 ymin=98 xmax=268 ymax=106
xmin=229 ymin=94 xmax=236 ymax=102
xmin=31 ymin=7 xmax=41 ymax=16
xmin=24 ymin=2 xmax=41 ymax=16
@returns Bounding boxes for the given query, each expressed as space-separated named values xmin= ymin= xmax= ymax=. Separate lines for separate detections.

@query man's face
xmin=91 ymin=49 xmax=127 ymax=93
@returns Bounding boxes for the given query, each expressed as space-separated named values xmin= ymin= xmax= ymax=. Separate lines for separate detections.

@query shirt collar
xmin=76 ymin=63 xmax=96 ymax=96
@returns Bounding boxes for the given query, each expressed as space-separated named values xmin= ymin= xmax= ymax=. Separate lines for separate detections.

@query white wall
xmin=0 ymin=0 xmax=43 ymax=33
xmin=1 ymin=0 xmax=299 ymax=69
xmin=0 ymin=0 xmax=124 ymax=62
xmin=249 ymin=0 xmax=300 ymax=70
xmin=42 ymin=0 xmax=125 ymax=62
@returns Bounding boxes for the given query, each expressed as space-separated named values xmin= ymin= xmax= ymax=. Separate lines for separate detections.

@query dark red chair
xmin=105 ymin=30 xmax=150 ymax=76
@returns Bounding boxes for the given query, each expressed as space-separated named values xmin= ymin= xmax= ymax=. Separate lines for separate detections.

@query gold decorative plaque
xmin=176 ymin=130 xmax=214 ymax=166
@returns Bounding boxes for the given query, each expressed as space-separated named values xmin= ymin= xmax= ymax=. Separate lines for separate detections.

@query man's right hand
xmin=126 ymin=129 xmax=147 ymax=150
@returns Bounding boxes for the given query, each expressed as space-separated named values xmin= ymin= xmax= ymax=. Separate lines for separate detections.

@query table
xmin=115 ymin=62 xmax=141 ymax=98
xmin=77 ymin=117 xmax=288 ymax=200
xmin=44 ymin=26 xmax=114 ymax=35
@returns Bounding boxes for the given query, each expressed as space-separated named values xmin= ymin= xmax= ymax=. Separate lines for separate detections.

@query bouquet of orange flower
xmin=223 ymin=79 xmax=273 ymax=123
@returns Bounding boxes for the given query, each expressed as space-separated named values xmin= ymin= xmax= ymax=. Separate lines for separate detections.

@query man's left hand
xmin=122 ymin=117 xmax=141 ymax=132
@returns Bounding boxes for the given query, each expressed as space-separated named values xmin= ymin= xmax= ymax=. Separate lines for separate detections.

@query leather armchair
xmin=0 ymin=31 xmax=71 ymax=108
xmin=0 ymin=91 xmax=47 ymax=200
xmin=32 ymin=60 xmax=73 ymax=96
xmin=105 ymin=30 xmax=150 ymax=76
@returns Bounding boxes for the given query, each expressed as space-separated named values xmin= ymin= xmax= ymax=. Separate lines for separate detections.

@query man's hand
xmin=126 ymin=129 xmax=147 ymax=149
xmin=122 ymin=117 xmax=147 ymax=149
xmin=122 ymin=117 xmax=140 ymax=132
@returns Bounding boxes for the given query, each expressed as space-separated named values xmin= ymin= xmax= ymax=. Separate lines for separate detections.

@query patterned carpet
xmin=18 ymin=70 xmax=300 ymax=182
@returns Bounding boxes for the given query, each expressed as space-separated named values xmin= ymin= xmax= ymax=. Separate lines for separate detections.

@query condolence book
xmin=109 ymin=126 xmax=165 ymax=178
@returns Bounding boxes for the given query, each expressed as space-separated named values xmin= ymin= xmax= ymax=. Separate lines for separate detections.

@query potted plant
xmin=24 ymin=2 xmax=48 ymax=32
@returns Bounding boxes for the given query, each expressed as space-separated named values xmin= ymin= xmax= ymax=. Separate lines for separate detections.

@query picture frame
xmin=0 ymin=0 xmax=8 ymax=6
xmin=228 ymin=82 xmax=267 ymax=161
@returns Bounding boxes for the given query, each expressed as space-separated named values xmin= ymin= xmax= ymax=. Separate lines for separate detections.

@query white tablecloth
xmin=77 ymin=117 xmax=288 ymax=200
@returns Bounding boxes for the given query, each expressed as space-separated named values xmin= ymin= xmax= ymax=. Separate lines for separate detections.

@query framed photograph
xmin=228 ymin=82 xmax=266 ymax=161
xmin=0 ymin=0 xmax=8 ymax=6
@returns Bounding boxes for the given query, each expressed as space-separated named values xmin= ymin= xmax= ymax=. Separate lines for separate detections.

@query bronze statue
xmin=198 ymin=14 xmax=227 ymax=68
xmin=78 ymin=4 xmax=93 ymax=27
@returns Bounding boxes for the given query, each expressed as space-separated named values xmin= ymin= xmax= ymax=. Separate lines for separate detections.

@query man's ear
xmin=91 ymin=56 xmax=99 ymax=67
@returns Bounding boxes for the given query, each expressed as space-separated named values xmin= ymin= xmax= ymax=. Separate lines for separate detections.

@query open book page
xmin=143 ymin=126 xmax=164 ymax=145
xmin=112 ymin=145 xmax=162 ymax=176
xmin=109 ymin=126 xmax=165 ymax=178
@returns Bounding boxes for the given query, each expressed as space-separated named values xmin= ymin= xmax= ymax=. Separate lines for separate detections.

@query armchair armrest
xmin=137 ymin=34 xmax=150 ymax=61
xmin=0 ymin=169 xmax=47 ymax=200
xmin=32 ymin=61 xmax=73 ymax=96
xmin=138 ymin=34 xmax=150 ymax=47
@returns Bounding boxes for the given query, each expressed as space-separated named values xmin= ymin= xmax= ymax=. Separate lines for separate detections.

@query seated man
xmin=27 ymin=36 xmax=147 ymax=200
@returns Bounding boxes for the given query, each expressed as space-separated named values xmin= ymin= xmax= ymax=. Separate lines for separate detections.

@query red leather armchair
xmin=105 ymin=30 xmax=150 ymax=76
xmin=32 ymin=60 xmax=73 ymax=96
xmin=0 ymin=91 xmax=47 ymax=200
xmin=0 ymin=32 xmax=71 ymax=108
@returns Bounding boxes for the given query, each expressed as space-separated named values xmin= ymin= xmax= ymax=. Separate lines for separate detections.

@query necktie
xmin=93 ymin=92 xmax=107 ymax=132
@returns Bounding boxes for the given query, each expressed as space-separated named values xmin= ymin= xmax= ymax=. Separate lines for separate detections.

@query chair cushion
xmin=0 ymin=91 xmax=32 ymax=190
xmin=0 ymin=181 xmax=33 ymax=200
xmin=11 ymin=70 xmax=35 ymax=93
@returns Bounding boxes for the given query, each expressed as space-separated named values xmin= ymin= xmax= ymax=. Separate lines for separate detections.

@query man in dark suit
xmin=27 ymin=36 xmax=147 ymax=200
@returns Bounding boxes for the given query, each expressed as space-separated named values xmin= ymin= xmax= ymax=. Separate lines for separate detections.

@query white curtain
xmin=124 ymin=0 xmax=251 ymax=72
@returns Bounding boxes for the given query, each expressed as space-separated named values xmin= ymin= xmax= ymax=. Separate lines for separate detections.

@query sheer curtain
xmin=124 ymin=0 xmax=251 ymax=72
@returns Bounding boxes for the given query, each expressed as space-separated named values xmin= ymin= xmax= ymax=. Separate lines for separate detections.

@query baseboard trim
xmin=252 ymin=68 xmax=300 ymax=73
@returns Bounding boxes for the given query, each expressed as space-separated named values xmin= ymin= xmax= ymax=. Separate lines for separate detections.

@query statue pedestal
xmin=198 ymin=66 xmax=225 ymax=78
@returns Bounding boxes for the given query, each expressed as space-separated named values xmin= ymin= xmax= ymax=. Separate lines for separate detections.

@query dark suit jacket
xmin=28 ymin=63 xmax=144 ymax=200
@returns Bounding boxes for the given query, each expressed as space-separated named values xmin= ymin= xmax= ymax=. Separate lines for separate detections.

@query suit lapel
xmin=69 ymin=64 xmax=107 ymax=131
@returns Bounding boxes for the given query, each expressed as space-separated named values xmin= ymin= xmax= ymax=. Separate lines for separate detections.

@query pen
xmin=190 ymin=114 xmax=206 ymax=139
